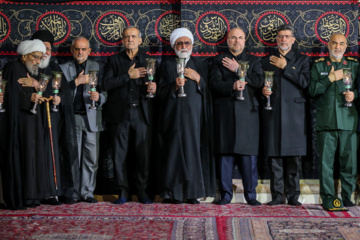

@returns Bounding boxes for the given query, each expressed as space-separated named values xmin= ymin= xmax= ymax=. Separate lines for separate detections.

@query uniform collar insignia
xmin=327 ymin=61 xmax=331 ymax=66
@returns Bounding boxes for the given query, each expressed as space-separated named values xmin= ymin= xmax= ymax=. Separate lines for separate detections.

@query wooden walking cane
xmin=41 ymin=96 xmax=58 ymax=191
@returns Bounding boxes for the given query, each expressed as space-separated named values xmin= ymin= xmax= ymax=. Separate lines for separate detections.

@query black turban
xmin=31 ymin=30 xmax=55 ymax=46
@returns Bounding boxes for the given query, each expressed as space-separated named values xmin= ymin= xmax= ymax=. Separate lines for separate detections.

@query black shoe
xmin=343 ymin=200 xmax=355 ymax=207
xmin=42 ymin=198 xmax=61 ymax=206
xmin=59 ymin=196 xmax=76 ymax=204
xmin=84 ymin=197 xmax=98 ymax=203
xmin=288 ymin=199 xmax=302 ymax=206
xmin=248 ymin=199 xmax=261 ymax=206
xmin=267 ymin=199 xmax=284 ymax=205
xmin=162 ymin=198 xmax=173 ymax=204
xmin=216 ymin=199 xmax=231 ymax=205
xmin=139 ymin=197 xmax=153 ymax=204
xmin=162 ymin=198 xmax=182 ymax=204
xmin=114 ymin=197 xmax=127 ymax=204
xmin=187 ymin=199 xmax=200 ymax=204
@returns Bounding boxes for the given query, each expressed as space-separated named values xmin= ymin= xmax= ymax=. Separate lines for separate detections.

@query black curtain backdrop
xmin=0 ymin=0 xmax=359 ymax=182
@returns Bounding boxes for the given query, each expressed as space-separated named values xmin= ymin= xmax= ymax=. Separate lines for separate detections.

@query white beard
xmin=25 ymin=61 xmax=39 ymax=76
xmin=39 ymin=54 xmax=51 ymax=69
xmin=175 ymin=48 xmax=192 ymax=59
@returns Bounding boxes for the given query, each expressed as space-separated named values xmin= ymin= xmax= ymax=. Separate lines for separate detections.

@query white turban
xmin=17 ymin=39 xmax=46 ymax=56
xmin=170 ymin=28 xmax=194 ymax=49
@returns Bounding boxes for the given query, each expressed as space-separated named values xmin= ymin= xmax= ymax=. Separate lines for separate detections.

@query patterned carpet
xmin=0 ymin=202 xmax=360 ymax=239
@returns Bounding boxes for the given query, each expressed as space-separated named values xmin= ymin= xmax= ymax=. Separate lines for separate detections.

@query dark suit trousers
xmin=109 ymin=106 xmax=150 ymax=199
xmin=269 ymin=157 xmax=301 ymax=201
xmin=219 ymin=155 xmax=258 ymax=203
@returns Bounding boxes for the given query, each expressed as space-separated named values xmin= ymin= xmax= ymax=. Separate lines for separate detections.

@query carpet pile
xmin=0 ymin=202 xmax=359 ymax=239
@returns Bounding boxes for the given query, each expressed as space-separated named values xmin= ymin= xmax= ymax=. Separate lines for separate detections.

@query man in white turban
xmin=157 ymin=28 xmax=216 ymax=204
xmin=1 ymin=39 xmax=54 ymax=209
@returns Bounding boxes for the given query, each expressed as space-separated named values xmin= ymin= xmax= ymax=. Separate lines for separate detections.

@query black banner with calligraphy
xmin=1 ymin=0 xmax=358 ymax=63
xmin=0 ymin=0 xmax=359 ymax=180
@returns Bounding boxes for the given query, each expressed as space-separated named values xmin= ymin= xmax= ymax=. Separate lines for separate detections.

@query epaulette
xmin=315 ymin=58 xmax=325 ymax=63
xmin=346 ymin=57 xmax=358 ymax=62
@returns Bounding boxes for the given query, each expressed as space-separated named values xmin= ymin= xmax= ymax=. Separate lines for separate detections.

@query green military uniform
xmin=308 ymin=56 xmax=358 ymax=211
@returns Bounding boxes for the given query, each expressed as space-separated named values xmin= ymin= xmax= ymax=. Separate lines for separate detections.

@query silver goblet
xmin=30 ymin=73 xmax=50 ymax=115
xmin=236 ymin=61 xmax=249 ymax=101
xmin=264 ymin=71 xmax=275 ymax=111
xmin=343 ymin=68 xmax=352 ymax=107
xmin=51 ymin=71 xmax=62 ymax=112
xmin=176 ymin=58 xmax=186 ymax=98
xmin=88 ymin=70 xmax=98 ymax=110
xmin=146 ymin=58 xmax=156 ymax=98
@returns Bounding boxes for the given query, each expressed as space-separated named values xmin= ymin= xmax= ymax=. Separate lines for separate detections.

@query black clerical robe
xmin=157 ymin=56 xmax=216 ymax=201
xmin=39 ymin=60 xmax=78 ymax=199
xmin=2 ymin=59 xmax=49 ymax=209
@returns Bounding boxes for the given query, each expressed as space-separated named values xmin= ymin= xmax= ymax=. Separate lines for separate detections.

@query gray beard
xmin=39 ymin=55 xmax=51 ymax=69
xmin=25 ymin=61 xmax=39 ymax=76
xmin=330 ymin=51 xmax=343 ymax=60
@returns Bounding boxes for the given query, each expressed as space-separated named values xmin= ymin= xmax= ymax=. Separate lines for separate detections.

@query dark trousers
xmin=218 ymin=155 xmax=258 ymax=203
xmin=317 ymin=130 xmax=357 ymax=202
xmin=269 ymin=156 xmax=301 ymax=202
xmin=109 ymin=106 xmax=151 ymax=199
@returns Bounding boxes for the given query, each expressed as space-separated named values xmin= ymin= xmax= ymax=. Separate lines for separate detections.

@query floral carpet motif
xmin=2 ymin=202 xmax=354 ymax=217
xmin=224 ymin=217 xmax=360 ymax=240
xmin=0 ymin=215 xmax=218 ymax=239
xmin=1 ymin=202 xmax=360 ymax=239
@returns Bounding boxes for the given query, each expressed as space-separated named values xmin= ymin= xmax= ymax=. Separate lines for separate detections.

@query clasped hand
xmin=145 ymin=82 xmax=156 ymax=93
xmin=262 ymin=86 xmax=272 ymax=98
xmin=233 ymin=81 xmax=247 ymax=91
xmin=270 ymin=55 xmax=287 ymax=69
xmin=328 ymin=66 xmax=343 ymax=82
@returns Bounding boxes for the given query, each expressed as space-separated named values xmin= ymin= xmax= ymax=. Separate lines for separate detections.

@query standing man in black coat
xmin=20 ymin=30 xmax=78 ymax=205
xmin=102 ymin=26 xmax=156 ymax=204
xmin=262 ymin=25 xmax=310 ymax=206
xmin=210 ymin=27 xmax=263 ymax=205
xmin=2 ymin=39 xmax=48 ymax=209
xmin=157 ymin=28 xmax=216 ymax=204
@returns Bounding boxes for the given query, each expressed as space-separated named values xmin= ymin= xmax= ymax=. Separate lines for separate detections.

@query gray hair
xmin=71 ymin=36 xmax=90 ymax=48
xmin=123 ymin=25 xmax=142 ymax=38
xmin=277 ymin=25 xmax=295 ymax=36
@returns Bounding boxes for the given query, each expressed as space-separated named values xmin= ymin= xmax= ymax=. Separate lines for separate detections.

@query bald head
xmin=227 ymin=27 xmax=246 ymax=56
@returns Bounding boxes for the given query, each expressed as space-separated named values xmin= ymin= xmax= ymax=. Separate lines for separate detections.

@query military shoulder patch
xmin=315 ymin=58 xmax=325 ymax=63
xmin=346 ymin=57 xmax=358 ymax=62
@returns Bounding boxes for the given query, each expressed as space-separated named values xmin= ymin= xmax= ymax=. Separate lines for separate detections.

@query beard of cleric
xmin=25 ymin=60 xmax=39 ymax=76
xmin=175 ymin=48 xmax=192 ymax=59
xmin=39 ymin=53 xmax=51 ymax=69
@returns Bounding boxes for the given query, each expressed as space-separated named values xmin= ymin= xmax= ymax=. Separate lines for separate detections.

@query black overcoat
xmin=261 ymin=49 xmax=310 ymax=157
xmin=210 ymin=51 xmax=263 ymax=155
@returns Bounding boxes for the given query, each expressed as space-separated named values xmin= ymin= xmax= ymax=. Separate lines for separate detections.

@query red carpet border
xmin=0 ymin=202 xmax=360 ymax=239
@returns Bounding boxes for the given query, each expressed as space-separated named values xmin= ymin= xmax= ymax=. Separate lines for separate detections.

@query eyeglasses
xmin=277 ymin=35 xmax=293 ymax=39
xmin=29 ymin=53 xmax=43 ymax=61
xmin=74 ymin=48 xmax=89 ymax=52
xmin=175 ymin=41 xmax=191 ymax=47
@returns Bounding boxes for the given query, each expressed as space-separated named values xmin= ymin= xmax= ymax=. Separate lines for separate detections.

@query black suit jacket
xmin=102 ymin=50 xmax=153 ymax=125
